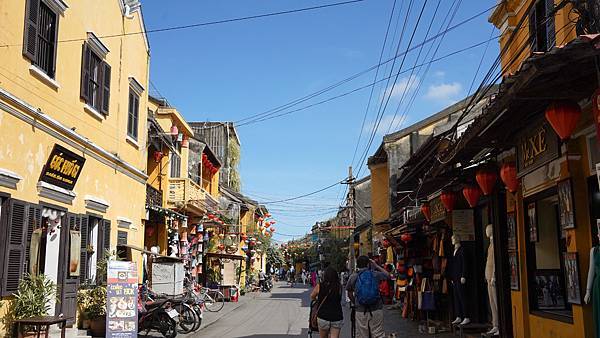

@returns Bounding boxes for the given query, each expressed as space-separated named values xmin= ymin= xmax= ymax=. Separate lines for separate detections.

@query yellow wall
xmin=369 ymin=162 xmax=390 ymax=224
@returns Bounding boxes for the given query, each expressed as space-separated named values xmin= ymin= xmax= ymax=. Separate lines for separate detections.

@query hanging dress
xmin=594 ymin=247 xmax=600 ymax=338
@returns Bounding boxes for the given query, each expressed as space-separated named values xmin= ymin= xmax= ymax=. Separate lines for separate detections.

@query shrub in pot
xmin=77 ymin=286 xmax=107 ymax=337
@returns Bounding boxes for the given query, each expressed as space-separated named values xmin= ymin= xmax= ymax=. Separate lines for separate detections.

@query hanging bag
xmin=421 ymin=278 xmax=436 ymax=311
xmin=309 ymin=287 xmax=331 ymax=332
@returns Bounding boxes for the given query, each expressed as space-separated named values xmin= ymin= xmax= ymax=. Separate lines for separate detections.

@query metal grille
xmin=36 ymin=2 xmax=56 ymax=77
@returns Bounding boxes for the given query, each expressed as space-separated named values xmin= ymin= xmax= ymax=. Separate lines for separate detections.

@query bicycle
xmin=197 ymin=286 xmax=225 ymax=312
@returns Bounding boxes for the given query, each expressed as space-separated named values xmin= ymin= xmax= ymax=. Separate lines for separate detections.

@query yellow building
xmin=0 ymin=0 xmax=149 ymax=327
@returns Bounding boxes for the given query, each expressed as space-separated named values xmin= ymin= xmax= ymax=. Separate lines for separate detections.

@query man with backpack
xmin=346 ymin=256 xmax=391 ymax=338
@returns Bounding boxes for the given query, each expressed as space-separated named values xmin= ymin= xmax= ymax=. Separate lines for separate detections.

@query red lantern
xmin=270 ymin=227 xmax=276 ymax=232
xmin=182 ymin=135 xmax=189 ymax=148
xmin=207 ymin=214 xmax=215 ymax=220
xmin=153 ymin=151 xmax=163 ymax=163
xmin=400 ymin=233 xmax=412 ymax=243
xmin=270 ymin=221 xmax=276 ymax=225
xmin=241 ymin=234 xmax=248 ymax=241
xmin=250 ymin=241 xmax=256 ymax=246
xmin=218 ymin=244 xmax=225 ymax=251
xmin=500 ymin=162 xmax=519 ymax=193
xmin=545 ymin=100 xmax=582 ymax=140
xmin=211 ymin=167 xmax=218 ymax=174
xmin=265 ymin=221 xmax=271 ymax=227
xmin=421 ymin=203 xmax=431 ymax=221
xmin=476 ymin=167 xmax=497 ymax=196
xmin=266 ymin=213 xmax=272 ymax=218
xmin=145 ymin=225 xmax=155 ymax=237
xmin=258 ymin=217 xmax=264 ymax=222
xmin=382 ymin=239 xmax=390 ymax=248
xmin=462 ymin=185 xmax=481 ymax=208
xmin=440 ymin=190 xmax=457 ymax=212
xmin=202 ymin=153 xmax=207 ymax=161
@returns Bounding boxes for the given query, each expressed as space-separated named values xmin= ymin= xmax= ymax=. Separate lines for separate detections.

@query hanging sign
xmin=106 ymin=261 xmax=138 ymax=338
xmin=593 ymin=88 xmax=600 ymax=145
xmin=428 ymin=196 xmax=446 ymax=224
xmin=516 ymin=120 xmax=559 ymax=177
xmin=452 ymin=209 xmax=475 ymax=241
xmin=40 ymin=144 xmax=85 ymax=190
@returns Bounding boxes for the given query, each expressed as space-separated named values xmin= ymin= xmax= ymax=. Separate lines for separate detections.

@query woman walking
xmin=310 ymin=267 xmax=344 ymax=338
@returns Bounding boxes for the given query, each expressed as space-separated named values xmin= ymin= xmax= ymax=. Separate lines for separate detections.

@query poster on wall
xmin=564 ymin=253 xmax=582 ymax=305
xmin=509 ymin=252 xmax=519 ymax=290
xmin=507 ymin=213 xmax=517 ymax=251
xmin=452 ymin=209 xmax=475 ymax=241
xmin=106 ymin=261 xmax=138 ymax=338
xmin=535 ymin=270 xmax=566 ymax=310
xmin=558 ymin=179 xmax=576 ymax=230
xmin=527 ymin=203 xmax=538 ymax=242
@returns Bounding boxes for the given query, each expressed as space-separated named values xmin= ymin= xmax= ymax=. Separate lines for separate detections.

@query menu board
xmin=106 ymin=261 xmax=138 ymax=338
xmin=452 ymin=209 xmax=475 ymax=241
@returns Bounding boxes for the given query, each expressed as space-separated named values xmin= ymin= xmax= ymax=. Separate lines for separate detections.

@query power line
xmin=261 ymin=181 xmax=343 ymax=204
xmin=0 ymin=0 xmax=369 ymax=48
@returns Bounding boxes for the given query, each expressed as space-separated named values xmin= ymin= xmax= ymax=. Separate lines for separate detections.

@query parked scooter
xmin=138 ymin=285 xmax=178 ymax=338
xmin=262 ymin=275 xmax=273 ymax=292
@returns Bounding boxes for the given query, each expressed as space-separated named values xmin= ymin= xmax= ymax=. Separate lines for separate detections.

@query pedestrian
xmin=310 ymin=266 xmax=344 ymax=338
xmin=302 ymin=270 xmax=308 ymax=285
xmin=259 ymin=270 xmax=266 ymax=291
xmin=346 ymin=255 xmax=391 ymax=338
xmin=311 ymin=270 xmax=317 ymax=287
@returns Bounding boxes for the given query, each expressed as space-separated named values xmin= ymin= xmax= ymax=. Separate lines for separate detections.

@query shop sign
xmin=428 ymin=196 xmax=446 ymax=224
xmin=40 ymin=144 xmax=85 ymax=190
xmin=593 ymin=88 xmax=600 ymax=144
xmin=516 ymin=120 xmax=559 ymax=177
xmin=452 ymin=209 xmax=475 ymax=241
xmin=106 ymin=261 xmax=138 ymax=337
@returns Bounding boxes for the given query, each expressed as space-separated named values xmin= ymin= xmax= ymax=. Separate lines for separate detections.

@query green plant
xmin=13 ymin=274 xmax=58 ymax=320
xmin=77 ymin=286 xmax=107 ymax=320
xmin=228 ymin=141 xmax=241 ymax=191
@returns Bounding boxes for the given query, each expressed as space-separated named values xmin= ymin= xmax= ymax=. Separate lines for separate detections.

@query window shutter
xmin=23 ymin=0 xmax=39 ymax=61
xmin=80 ymin=43 xmax=91 ymax=102
xmin=133 ymin=94 xmax=139 ymax=139
xmin=529 ymin=7 xmax=538 ymax=52
xmin=25 ymin=204 xmax=41 ymax=274
xmin=2 ymin=200 xmax=28 ymax=296
xmin=545 ymin=0 xmax=556 ymax=50
xmin=79 ymin=216 xmax=89 ymax=284
xmin=101 ymin=62 xmax=111 ymax=114
xmin=103 ymin=219 xmax=111 ymax=252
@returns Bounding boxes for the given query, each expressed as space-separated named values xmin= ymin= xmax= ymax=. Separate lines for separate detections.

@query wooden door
xmin=56 ymin=213 xmax=79 ymax=325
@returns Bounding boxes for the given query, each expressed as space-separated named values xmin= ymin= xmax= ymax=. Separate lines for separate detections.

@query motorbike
xmin=138 ymin=284 xmax=178 ymax=337
xmin=261 ymin=275 xmax=273 ymax=292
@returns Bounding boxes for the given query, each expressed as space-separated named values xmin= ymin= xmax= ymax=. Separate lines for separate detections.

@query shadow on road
xmin=268 ymin=291 xmax=311 ymax=308
xmin=234 ymin=328 xmax=312 ymax=338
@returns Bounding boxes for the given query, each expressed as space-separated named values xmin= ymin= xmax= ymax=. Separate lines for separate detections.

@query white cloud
xmin=434 ymin=70 xmax=445 ymax=77
xmin=424 ymin=82 xmax=462 ymax=102
xmin=382 ymin=76 xmax=419 ymax=101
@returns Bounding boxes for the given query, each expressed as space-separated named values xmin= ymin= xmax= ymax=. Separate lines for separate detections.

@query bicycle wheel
xmin=156 ymin=312 xmax=177 ymax=338
xmin=204 ymin=293 xmax=225 ymax=312
xmin=192 ymin=304 xmax=203 ymax=331
xmin=176 ymin=303 xmax=198 ymax=334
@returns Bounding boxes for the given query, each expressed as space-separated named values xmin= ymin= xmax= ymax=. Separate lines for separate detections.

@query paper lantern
xmin=218 ymin=244 xmax=225 ymax=251
xmin=181 ymin=135 xmax=189 ymax=148
xmin=421 ymin=203 xmax=431 ymax=221
xmin=266 ymin=213 xmax=272 ymax=217
xmin=270 ymin=227 xmax=276 ymax=232
xmin=382 ymin=239 xmax=390 ymax=248
xmin=153 ymin=150 xmax=163 ymax=163
xmin=440 ymin=190 xmax=457 ymax=212
xmin=241 ymin=234 xmax=247 ymax=241
xmin=500 ymin=162 xmax=519 ymax=193
xmin=400 ymin=233 xmax=412 ymax=243
xmin=258 ymin=217 xmax=264 ymax=222
xmin=270 ymin=221 xmax=276 ymax=224
xmin=170 ymin=124 xmax=179 ymax=136
xmin=462 ymin=185 xmax=481 ymax=208
xmin=207 ymin=214 xmax=215 ymax=220
xmin=545 ymin=100 xmax=581 ymax=140
xmin=476 ymin=167 xmax=497 ymax=196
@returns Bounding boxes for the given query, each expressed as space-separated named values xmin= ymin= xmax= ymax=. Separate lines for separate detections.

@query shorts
xmin=317 ymin=318 xmax=343 ymax=330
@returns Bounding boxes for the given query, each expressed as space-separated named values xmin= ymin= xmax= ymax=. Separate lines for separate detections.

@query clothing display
xmin=485 ymin=229 xmax=499 ymax=333
xmin=587 ymin=246 xmax=600 ymax=338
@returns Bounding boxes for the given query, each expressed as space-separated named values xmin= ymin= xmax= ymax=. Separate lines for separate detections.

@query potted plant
xmin=5 ymin=274 xmax=57 ymax=337
xmin=77 ymin=286 xmax=107 ymax=337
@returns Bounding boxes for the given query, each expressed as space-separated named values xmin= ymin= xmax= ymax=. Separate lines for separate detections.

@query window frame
xmin=23 ymin=0 xmax=60 ymax=79
xmin=127 ymin=89 xmax=140 ymax=140
xmin=80 ymin=40 xmax=111 ymax=115
xmin=529 ymin=0 xmax=556 ymax=53
xmin=170 ymin=153 xmax=181 ymax=178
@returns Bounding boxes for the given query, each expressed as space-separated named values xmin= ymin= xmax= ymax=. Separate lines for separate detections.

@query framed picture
xmin=527 ymin=202 xmax=538 ymax=242
xmin=564 ymin=252 xmax=582 ymax=304
xmin=558 ymin=179 xmax=576 ymax=230
xmin=507 ymin=212 xmax=517 ymax=251
xmin=534 ymin=270 xmax=566 ymax=310
xmin=509 ymin=252 xmax=520 ymax=290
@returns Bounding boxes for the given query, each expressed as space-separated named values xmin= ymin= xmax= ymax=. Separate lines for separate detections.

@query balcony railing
xmin=146 ymin=184 xmax=163 ymax=208
xmin=168 ymin=178 xmax=206 ymax=212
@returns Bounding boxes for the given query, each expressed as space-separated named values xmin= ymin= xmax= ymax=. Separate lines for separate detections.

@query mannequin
xmin=584 ymin=227 xmax=600 ymax=338
xmin=485 ymin=225 xmax=499 ymax=336
xmin=450 ymin=234 xmax=470 ymax=325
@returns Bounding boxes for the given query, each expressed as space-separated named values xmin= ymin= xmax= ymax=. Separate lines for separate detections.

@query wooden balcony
xmin=167 ymin=178 xmax=207 ymax=215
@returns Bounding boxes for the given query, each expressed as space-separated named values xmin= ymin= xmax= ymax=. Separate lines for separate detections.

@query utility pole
xmin=343 ymin=166 xmax=356 ymax=272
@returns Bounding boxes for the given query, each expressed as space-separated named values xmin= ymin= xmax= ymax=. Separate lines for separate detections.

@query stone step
xmin=47 ymin=327 xmax=91 ymax=338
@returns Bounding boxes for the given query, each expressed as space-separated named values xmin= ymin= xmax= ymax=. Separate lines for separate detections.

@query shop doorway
xmin=56 ymin=214 xmax=80 ymax=324
xmin=588 ymin=176 xmax=600 ymax=247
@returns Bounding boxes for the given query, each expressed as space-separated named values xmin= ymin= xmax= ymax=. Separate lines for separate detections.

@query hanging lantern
xmin=545 ymin=100 xmax=582 ymax=140
xmin=270 ymin=227 xmax=276 ymax=232
xmin=264 ymin=221 xmax=271 ymax=227
xmin=400 ymin=233 xmax=412 ymax=243
xmin=241 ymin=234 xmax=248 ymax=241
xmin=218 ymin=244 xmax=225 ymax=251
xmin=476 ymin=167 xmax=498 ymax=196
xmin=153 ymin=150 xmax=163 ymax=163
xmin=462 ymin=185 xmax=481 ymax=208
xmin=440 ymin=190 xmax=457 ymax=212
xmin=500 ymin=162 xmax=519 ymax=193
xmin=181 ymin=135 xmax=189 ymax=148
xmin=170 ymin=124 xmax=179 ymax=136
xmin=421 ymin=202 xmax=431 ymax=221
xmin=382 ymin=239 xmax=390 ymax=248
xmin=145 ymin=225 xmax=156 ymax=237
xmin=258 ymin=217 xmax=264 ymax=222
xmin=207 ymin=214 xmax=215 ymax=220
xmin=266 ymin=213 xmax=272 ymax=218
xmin=270 ymin=221 xmax=276 ymax=225
xmin=256 ymin=241 xmax=262 ymax=245
xmin=211 ymin=167 xmax=218 ymax=174
xmin=250 ymin=241 xmax=256 ymax=246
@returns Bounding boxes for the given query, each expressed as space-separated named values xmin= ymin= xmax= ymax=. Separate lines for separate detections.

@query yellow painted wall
xmin=369 ymin=162 xmax=390 ymax=224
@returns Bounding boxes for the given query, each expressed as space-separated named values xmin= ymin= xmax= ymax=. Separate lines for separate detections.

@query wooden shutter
xmin=23 ymin=0 xmax=39 ymax=61
xmin=25 ymin=204 xmax=41 ymax=274
xmin=103 ymin=219 xmax=111 ymax=252
xmin=101 ymin=62 xmax=111 ymax=115
xmin=545 ymin=0 xmax=556 ymax=50
xmin=79 ymin=215 xmax=89 ymax=284
xmin=2 ymin=200 xmax=28 ymax=296
xmin=529 ymin=6 xmax=538 ymax=52
xmin=80 ymin=43 xmax=91 ymax=102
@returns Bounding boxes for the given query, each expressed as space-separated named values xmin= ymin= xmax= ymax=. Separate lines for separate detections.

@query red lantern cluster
xmin=462 ymin=185 xmax=481 ymax=208
xmin=476 ymin=167 xmax=497 ymax=196
xmin=500 ymin=162 xmax=518 ymax=193
xmin=400 ymin=233 xmax=412 ymax=243
xmin=202 ymin=153 xmax=219 ymax=175
xmin=440 ymin=190 xmax=457 ymax=212
xmin=421 ymin=203 xmax=431 ymax=221
xmin=545 ymin=100 xmax=582 ymax=140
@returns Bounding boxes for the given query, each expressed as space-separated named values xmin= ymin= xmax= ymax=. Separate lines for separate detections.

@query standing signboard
xmin=106 ymin=261 xmax=138 ymax=337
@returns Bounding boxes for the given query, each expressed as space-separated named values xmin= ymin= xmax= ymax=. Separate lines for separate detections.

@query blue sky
xmin=142 ymin=0 xmax=499 ymax=242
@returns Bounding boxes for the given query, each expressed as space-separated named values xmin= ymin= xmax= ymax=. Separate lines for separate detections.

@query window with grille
xmin=127 ymin=89 xmax=140 ymax=140
xmin=171 ymin=153 xmax=181 ymax=178
xmin=23 ymin=0 xmax=58 ymax=78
